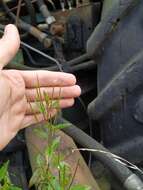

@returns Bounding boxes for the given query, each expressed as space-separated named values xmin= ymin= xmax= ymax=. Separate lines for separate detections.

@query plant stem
xmin=66 ymin=159 xmax=80 ymax=190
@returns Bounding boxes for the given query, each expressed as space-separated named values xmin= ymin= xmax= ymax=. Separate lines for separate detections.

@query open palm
xmin=0 ymin=25 xmax=81 ymax=150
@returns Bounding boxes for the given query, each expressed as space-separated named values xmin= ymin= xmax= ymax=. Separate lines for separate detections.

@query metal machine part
xmin=87 ymin=0 xmax=143 ymax=165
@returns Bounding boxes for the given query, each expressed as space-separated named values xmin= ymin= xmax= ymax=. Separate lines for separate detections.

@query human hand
xmin=0 ymin=24 xmax=81 ymax=150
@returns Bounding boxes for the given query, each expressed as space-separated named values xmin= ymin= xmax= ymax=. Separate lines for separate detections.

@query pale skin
xmin=0 ymin=24 xmax=81 ymax=150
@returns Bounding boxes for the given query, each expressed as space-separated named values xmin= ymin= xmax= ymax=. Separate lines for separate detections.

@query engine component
xmin=87 ymin=0 xmax=143 ymax=166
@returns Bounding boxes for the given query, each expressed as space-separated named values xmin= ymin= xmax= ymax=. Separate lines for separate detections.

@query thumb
xmin=0 ymin=24 xmax=20 ymax=69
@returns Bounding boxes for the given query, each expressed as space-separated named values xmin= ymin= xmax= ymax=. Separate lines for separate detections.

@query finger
xmin=26 ymin=98 xmax=74 ymax=114
xmin=22 ymin=110 xmax=57 ymax=128
xmin=0 ymin=24 xmax=20 ymax=69
xmin=20 ymin=70 xmax=76 ymax=88
xmin=26 ymin=85 xmax=81 ymax=101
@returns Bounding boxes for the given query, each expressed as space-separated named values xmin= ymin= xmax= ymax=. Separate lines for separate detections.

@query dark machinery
xmin=1 ymin=0 xmax=143 ymax=190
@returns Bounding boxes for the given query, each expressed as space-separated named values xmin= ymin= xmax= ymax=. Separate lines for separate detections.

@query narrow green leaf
xmin=45 ymin=137 xmax=60 ymax=157
xmin=53 ymin=123 xmax=70 ymax=130
xmin=59 ymin=161 xmax=71 ymax=187
xmin=9 ymin=186 xmax=22 ymax=190
xmin=0 ymin=161 xmax=9 ymax=181
xmin=43 ymin=91 xmax=50 ymax=105
xmin=51 ymin=137 xmax=60 ymax=151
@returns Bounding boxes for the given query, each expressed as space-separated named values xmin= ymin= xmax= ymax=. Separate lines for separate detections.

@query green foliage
xmin=53 ymin=123 xmax=70 ymax=130
xmin=30 ymin=137 xmax=91 ymax=190
xmin=0 ymin=81 xmax=91 ymax=190
xmin=0 ymin=161 xmax=9 ymax=181
xmin=0 ymin=161 xmax=21 ymax=190
xmin=45 ymin=137 xmax=61 ymax=158
xmin=29 ymin=83 xmax=91 ymax=190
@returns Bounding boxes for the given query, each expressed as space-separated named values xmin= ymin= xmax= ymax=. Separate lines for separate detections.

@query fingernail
xmin=5 ymin=25 xmax=9 ymax=33
xmin=4 ymin=24 xmax=13 ymax=35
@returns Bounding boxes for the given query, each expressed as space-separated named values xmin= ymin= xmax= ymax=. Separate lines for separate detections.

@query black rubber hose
xmin=67 ymin=53 xmax=90 ymax=66
xmin=71 ymin=60 xmax=96 ymax=72
xmin=23 ymin=0 xmax=37 ymax=26
xmin=6 ymin=58 xmax=96 ymax=72
xmin=57 ymin=117 xmax=135 ymax=186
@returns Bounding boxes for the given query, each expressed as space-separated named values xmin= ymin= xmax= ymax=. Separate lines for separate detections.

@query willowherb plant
xmin=29 ymin=77 xmax=91 ymax=190
xmin=0 ymin=76 xmax=91 ymax=190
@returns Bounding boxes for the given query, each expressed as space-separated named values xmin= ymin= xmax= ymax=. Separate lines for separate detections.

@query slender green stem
xmin=28 ymin=101 xmax=39 ymax=122
xmin=36 ymin=75 xmax=47 ymax=121
xmin=66 ymin=159 xmax=80 ymax=190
